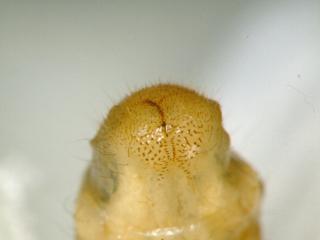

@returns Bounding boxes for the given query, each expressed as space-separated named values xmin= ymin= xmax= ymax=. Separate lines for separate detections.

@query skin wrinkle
xmin=75 ymin=83 xmax=263 ymax=240
xmin=142 ymin=99 xmax=166 ymax=127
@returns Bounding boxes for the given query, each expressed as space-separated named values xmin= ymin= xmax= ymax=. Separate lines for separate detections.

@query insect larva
xmin=75 ymin=84 xmax=263 ymax=240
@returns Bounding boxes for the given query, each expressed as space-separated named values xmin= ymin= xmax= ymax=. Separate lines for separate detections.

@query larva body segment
xmin=75 ymin=84 xmax=263 ymax=240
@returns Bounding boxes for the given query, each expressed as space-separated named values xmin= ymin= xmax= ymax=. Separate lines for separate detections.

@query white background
xmin=0 ymin=1 xmax=319 ymax=240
